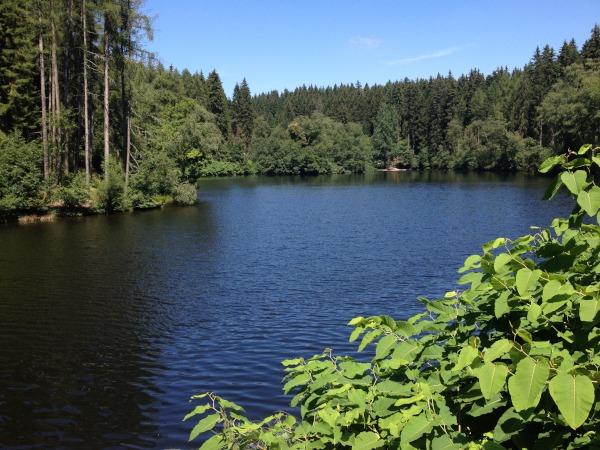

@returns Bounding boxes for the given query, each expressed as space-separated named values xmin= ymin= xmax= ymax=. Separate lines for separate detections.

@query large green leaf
xmin=542 ymin=175 xmax=564 ymax=201
xmin=431 ymin=434 xmax=461 ymax=450
xmin=578 ymin=143 xmax=592 ymax=155
xmin=542 ymin=279 xmax=573 ymax=302
xmin=400 ymin=413 xmax=433 ymax=443
xmin=395 ymin=321 xmax=416 ymax=339
xmin=493 ymin=408 xmax=527 ymax=442
xmin=549 ymin=373 xmax=594 ymax=429
xmin=352 ymin=431 xmax=384 ymax=450
xmin=577 ymin=185 xmax=600 ymax=216
xmin=538 ymin=154 xmax=566 ymax=173
xmin=479 ymin=362 xmax=509 ymax=400
xmin=183 ymin=403 xmax=212 ymax=421
xmin=391 ymin=340 xmax=421 ymax=363
xmin=580 ymin=298 xmax=600 ymax=322
xmin=340 ymin=361 xmax=372 ymax=378
xmin=199 ymin=433 xmax=225 ymax=450
xmin=515 ymin=268 xmax=542 ymax=297
xmin=494 ymin=253 xmax=513 ymax=274
xmin=189 ymin=413 xmax=221 ymax=441
xmin=358 ymin=329 xmax=382 ymax=352
xmin=375 ymin=334 xmax=397 ymax=360
xmin=494 ymin=291 xmax=510 ymax=318
xmin=508 ymin=357 xmax=550 ymax=411
xmin=484 ymin=339 xmax=513 ymax=363
xmin=283 ymin=373 xmax=311 ymax=394
xmin=453 ymin=346 xmax=479 ymax=371
xmin=561 ymin=170 xmax=587 ymax=195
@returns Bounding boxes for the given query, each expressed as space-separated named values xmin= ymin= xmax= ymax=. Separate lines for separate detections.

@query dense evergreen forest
xmin=1 ymin=0 xmax=600 ymax=216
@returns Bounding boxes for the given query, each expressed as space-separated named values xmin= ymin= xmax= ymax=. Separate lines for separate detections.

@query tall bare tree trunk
xmin=82 ymin=0 xmax=91 ymax=189
xmin=62 ymin=0 xmax=74 ymax=173
xmin=103 ymin=16 xmax=110 ymax=182
xmin=50 ymin=0 xmax=61 ymax=175
xmin=125 ymin=116 xmax=131 ymax=187
xmin=120 ymin=0 xmax=132 ymax=179
xmin=38 ymin=16 xmax=49 ymax=180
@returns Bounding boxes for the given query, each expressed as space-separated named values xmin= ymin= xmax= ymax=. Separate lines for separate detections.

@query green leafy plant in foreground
xmin=186 ymin=145 xmax=600 ymax=449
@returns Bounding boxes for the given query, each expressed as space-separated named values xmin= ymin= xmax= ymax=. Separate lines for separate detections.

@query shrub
xmin=0 ymin=133 xmax=43 ymax=212
xmin=173 ymin=182 xmax=198 ymax=205
xmin=186 ymin=145 xmax=600 ymax=449
xmin=200 ymin=159 xmax=245 ymax=177
xmin=52 ymin=171 xmax=89 ymax=209
xmin=92 ymin=157 xmax=128 ymax=213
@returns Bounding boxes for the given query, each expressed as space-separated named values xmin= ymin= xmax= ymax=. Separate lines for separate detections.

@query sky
xmin=142 ymin=1 xmax=600 ymax=97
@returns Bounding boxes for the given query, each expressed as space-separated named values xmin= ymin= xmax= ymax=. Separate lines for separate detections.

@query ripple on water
xmin=0 ymin=173 xmax=571 ymax=448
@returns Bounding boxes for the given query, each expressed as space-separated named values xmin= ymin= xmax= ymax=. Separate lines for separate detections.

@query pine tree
xmin=582 ymin=24 xmax=600 ymax=65
xmin=558 ymin=39 xmax=581 ymax=68
xmin=206 ymin=70 xmax=230 ymax=139
xmin=231 ymin=78 xmax=254 ymax=146
xmin=372 ymin=103 xmax=399 ymax=168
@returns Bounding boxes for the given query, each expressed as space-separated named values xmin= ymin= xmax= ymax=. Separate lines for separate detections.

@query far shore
xmin=379 ymin=167 xmax=410 ymax=172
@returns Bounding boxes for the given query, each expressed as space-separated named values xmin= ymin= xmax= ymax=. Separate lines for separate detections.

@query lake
xmin=0 ymin=171 xmax=571 ymax=449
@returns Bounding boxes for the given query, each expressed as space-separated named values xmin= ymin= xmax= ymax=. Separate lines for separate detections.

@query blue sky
xmin=142 ymin=1 xmax=600 ymax=97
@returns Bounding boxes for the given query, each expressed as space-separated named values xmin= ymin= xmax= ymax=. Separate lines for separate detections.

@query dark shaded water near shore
xmin=0 ymin=172 xmax=570 ymax=448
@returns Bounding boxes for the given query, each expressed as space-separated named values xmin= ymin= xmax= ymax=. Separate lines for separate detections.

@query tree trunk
xmin=82 ymin=0 xmax=90 ymax=189
xmin=125 ymin=116 xmax=131 ymax=187
xmin=38 ymin=16 xmax=49 ymax=180
xmin=50 ymin=0 xmax=61 ymax=175
xmin=121 ymin=69 xmax=128 ymax=167
xmin=103 ymin=15 xmax=110 ymax=182
xmin=62 ymin=0 xmax=74 ymax=173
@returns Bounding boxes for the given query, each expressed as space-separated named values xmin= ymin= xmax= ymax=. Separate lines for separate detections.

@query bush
xmin=92 ymin=157 xmax=128 ymax=213
xmin=186 ymin=145 xmax=600 ymax=449
xmin=0 ymin=133 xmax=43 ymax=212
xmin=200 ymin=159 xmax=246 ymax=177
xmin=52 ymin=171 xmax=89 ymax=209
xmin=172 ymin=182 xmax=197 ymax=205
xmin=130 ymin=150 xmax=180 ymax=198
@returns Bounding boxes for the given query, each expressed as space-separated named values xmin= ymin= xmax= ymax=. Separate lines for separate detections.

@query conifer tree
xmin=231 ymin=78 xmax=254 ymax=146
xmin=372 ymin=103 xmax=399 ymax=168
xmin=582 ymin=24 xmax=600 ymax=65
xmin=558 ymin=38 xmax=581 ymax=68
xmin=206 ymin=70 xmax=230 ymax=139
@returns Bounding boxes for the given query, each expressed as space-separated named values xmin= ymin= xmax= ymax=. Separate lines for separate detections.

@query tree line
xmin=1 ymin=0 xmax=600 ymax=214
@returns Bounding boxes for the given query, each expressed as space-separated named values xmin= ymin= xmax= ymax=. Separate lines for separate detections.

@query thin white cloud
xmin=385 ymin=46 xmax=465 ymax=65
xmin=350 ymin=36 xmax=383 ymax=49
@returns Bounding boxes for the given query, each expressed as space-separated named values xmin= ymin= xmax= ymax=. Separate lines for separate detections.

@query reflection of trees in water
xmin=0 ymin=210 xmax=218 ymax=448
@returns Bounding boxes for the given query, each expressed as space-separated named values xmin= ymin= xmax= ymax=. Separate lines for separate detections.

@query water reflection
xmin=0 ymin=206 xmax=217 ymax=448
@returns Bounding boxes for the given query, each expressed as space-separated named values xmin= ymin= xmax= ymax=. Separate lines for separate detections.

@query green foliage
xmin=253 ymin=113 xmax=372 ymax=175
xmin=199 ymin=159 xmax=247 ymax=177
xmin=172 ymin=182 xmax=198 ymax=205
xmin=186 ymin=145 xmax=600 ymax=449
xmin=372 ymin=103 xmax=401 ymax=168
xmin=52 ymin=171 xmax=89 ymax=209
xmin=231 ymin=79 xmax=255 ymax=145
xmin=128 ymin=150 xmax=180 ymax=207
xmin=92 ymin=157 xmax=128 ymax=213
xmin=206 ymin=70 xmax=231 ymax=140
xmin=0 ymin=0 xmax=38 ymax=135
xmin=0 ymin=133 xmax=43 ymax=212
xmin=3 ymin=11 xmax=600 ymax=214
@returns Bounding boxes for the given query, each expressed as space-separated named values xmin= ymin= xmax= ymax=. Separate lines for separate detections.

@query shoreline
xmin=0 ymin=204 xmax=167 ymax=225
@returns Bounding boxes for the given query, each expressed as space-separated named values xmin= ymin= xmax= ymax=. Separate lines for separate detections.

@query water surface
xmin=0 ymin=172 xmax=570 ymax=448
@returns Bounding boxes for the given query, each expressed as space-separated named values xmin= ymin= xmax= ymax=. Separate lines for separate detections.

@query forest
xmin=1 ymin=0 xmax=600 ymax=216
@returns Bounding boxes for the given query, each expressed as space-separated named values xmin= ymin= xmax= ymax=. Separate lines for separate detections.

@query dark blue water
xmin=0 ymin=172 xmax=571 ymax=448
